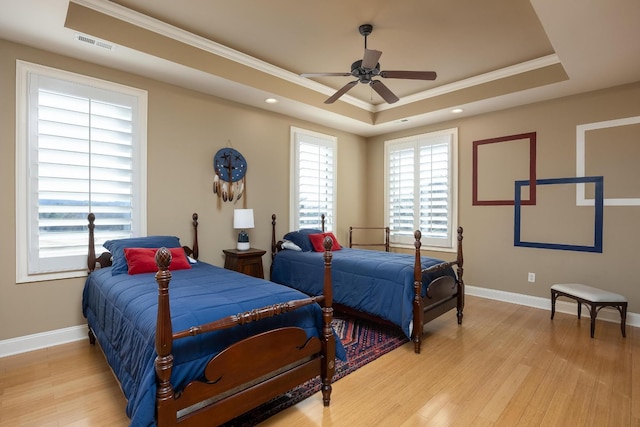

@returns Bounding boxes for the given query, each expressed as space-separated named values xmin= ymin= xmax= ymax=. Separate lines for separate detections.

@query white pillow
xmin=282 ymin=239 xmax=302 ymax=251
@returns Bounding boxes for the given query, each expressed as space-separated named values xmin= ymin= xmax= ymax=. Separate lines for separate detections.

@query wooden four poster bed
xmin=84 ymin=213 xmax=340 ymax=427
xmin=270 ymin=214 xmax=465 ymax=354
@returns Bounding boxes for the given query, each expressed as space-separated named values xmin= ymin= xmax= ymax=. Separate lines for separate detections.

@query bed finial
xmin=323 ymin=235 xmax=333 ymax=252
xmin=155 ymin=247 xmax=172 ymax=270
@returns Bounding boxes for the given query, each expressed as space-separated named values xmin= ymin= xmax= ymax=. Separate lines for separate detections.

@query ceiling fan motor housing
xmin=359 ymin=24 xmax=373 ymax=37
xmin=350 ymin=59 xmax=381 ymax=83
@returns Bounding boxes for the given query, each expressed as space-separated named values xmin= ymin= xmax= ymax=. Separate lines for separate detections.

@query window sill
xmin=17 ymin=269 xmax=88 ymax=284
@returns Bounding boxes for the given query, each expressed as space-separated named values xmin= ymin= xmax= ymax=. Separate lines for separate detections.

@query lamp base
xmin=237 ymin=241 xmax=250 ymax=251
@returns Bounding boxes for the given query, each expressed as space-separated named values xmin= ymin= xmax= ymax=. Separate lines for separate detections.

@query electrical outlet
xmin=528 ymin=272 xmax=536 ymax=283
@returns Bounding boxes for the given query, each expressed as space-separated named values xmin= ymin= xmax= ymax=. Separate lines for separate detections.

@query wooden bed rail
xmin=348 ymin=226 xmax=390 ymax=252
xmin=172 ymin=296 xmax=325 ymax=340
xmin=413 ymin=226 xmax=464 ymax=282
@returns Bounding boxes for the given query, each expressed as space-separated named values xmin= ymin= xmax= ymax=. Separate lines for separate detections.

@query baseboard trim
xmin=0 ymin=325 xmax=86 ymax=358
xmin=466 ymin=285 xmax=640 ymax=328
xmin=1 ymin=287 xmax=636 ymax=358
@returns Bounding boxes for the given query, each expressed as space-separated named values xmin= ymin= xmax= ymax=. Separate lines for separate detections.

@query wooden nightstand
xmin=223 ymin=248 xmax=266 ymax=279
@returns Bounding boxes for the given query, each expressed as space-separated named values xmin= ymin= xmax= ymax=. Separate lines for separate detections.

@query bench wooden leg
xmin=577 ymin=301 xmax=582 ymax=319
xmin=589 ymin=303 xmax=596 ymax=338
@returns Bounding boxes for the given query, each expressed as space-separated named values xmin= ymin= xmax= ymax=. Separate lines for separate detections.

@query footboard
xmin=155 ymin=237 xmax=336 ymax=427
xmin=168 ymin=328 xmax=322 ymax=426
xmin=412 ymin=227 xmax=465 ymax=353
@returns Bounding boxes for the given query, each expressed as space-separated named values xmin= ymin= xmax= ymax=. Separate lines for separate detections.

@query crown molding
xmin=73 ymin=1 xmax=561 ymax=115
xmin=375 ymin=54 xmax=561 ymax=112
xmin=72 ymin=0 xmax=375 ymax=111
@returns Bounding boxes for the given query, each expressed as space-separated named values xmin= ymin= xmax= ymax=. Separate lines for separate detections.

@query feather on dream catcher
xmin=213 ymin=147 xmax=247 ymax=203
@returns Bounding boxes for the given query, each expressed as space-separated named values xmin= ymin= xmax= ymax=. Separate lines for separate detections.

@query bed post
xmin=321 ymin=236 xmax=335 ymax=406
xmin=270 ymin=214 xmax=277 ymax=279
xmin=456 ymin=226 xmax=465 ymax=325
xmin=154 ymin=248 xmax=176 ymax=426
xmin=191 ymin=213 xmax=199 ymax=260
xmin=87 ymin=213 xmax=96 ymax=272
xmin=412 ymin=230 xmax=423 ymax=354
xmin=384 ymin=227 xmax=390 ymax=252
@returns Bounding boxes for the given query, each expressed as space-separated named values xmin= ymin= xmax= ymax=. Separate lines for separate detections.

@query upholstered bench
xmin=550 ymin=283 xmax=627 ymax=338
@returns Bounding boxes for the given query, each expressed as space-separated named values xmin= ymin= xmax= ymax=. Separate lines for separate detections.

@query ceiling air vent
xmin=74 ymin=34 xmax=115 ymax=51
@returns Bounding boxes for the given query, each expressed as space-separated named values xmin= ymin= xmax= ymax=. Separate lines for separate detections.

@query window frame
xmin=289 ymin=126 xmax=337 ymax=232
xmin=383 ymin=128 xmax=458 ymax=252
xmin=15 ymin=60 xmax=148 ymax=283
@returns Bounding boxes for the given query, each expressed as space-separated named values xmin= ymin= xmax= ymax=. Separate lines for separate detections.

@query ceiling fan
xmin=300 ymin=24 xmax=437 ymax=104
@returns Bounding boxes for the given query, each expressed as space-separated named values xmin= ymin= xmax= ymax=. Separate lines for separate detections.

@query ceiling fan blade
xmin=324 ymin=81 xmax=358 ymax=104
xmin=370 ymin=80 xmax=399 ymax=104
xmin=301 ymin=72 xmax=352 ymax=78
xmin=380 ymin=70 xmax=437 ymax=80
xmin=362 ymin=49 xmax=382 ymax=69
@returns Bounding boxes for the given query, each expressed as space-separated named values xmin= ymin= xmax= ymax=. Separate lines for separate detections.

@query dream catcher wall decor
xmin=213 ymin=147 xmax=247 ymax=203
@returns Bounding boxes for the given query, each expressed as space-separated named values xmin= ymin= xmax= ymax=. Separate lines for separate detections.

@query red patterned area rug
xmin=224 ymin=314 xmax=409 ymax=426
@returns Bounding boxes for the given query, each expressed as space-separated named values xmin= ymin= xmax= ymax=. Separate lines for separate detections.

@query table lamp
xmin=233 ymin=208 xmax=254 ymax=251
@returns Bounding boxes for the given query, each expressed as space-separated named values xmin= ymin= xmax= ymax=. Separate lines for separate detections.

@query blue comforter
xmin=83 ymin=262 xmax=343 ymax=427
xmin=271 ymin=248 xmax=453 ymax=339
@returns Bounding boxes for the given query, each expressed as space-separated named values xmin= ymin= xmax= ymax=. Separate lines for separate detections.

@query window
xmin=384 ymin=128 xmax=458 ymax=250
xmin=16 ymin=61 xmax=147 ymax=282
xmin=290 ymin=127 xmax=336 ymax=231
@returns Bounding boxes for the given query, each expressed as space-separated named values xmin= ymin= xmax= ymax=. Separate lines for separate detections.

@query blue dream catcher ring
xmin=213 ymin=148 xmax=247 ymax=202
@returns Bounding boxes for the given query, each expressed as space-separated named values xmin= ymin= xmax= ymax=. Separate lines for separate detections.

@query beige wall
xmin=2 ymin=36 xmax=639 ymax=342
xmin=0 ymin=39 xmax=367 ymax=340
xmin=367 ymin=82 xmax=640 ymax=312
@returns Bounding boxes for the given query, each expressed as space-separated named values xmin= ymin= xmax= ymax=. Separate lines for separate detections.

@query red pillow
xmin=123 ymin=247 xmax=191 ymax=275
xmin=308 ymin=232 xmax=342 ymax=252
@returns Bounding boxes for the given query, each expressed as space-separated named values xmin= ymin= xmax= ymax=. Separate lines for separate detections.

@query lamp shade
xmin=233 ymin=209 xmax=254 ymax=229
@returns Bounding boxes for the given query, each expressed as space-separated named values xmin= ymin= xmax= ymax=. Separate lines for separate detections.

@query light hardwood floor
xmin=1 ymin=296 xmax=638 ymax=426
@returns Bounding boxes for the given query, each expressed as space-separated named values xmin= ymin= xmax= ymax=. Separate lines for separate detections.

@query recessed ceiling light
xmin=264 ymin=98 xmax=278 ymax=104
xmin=451 ymin=108 xmax=464 ymax=114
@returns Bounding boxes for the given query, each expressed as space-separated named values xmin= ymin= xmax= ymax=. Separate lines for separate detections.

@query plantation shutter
xmin=291 ymin=128 xmax=336 ymax=231
xmin=419 ymin=140 xmax=450 ymax=241
xmin=388 ymin=144 xmax=415 ymax=239
xmin=27 ymin=73 xmax=138 ymax=274
xmin=385 ymin=129 xmax=456 ymax=249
